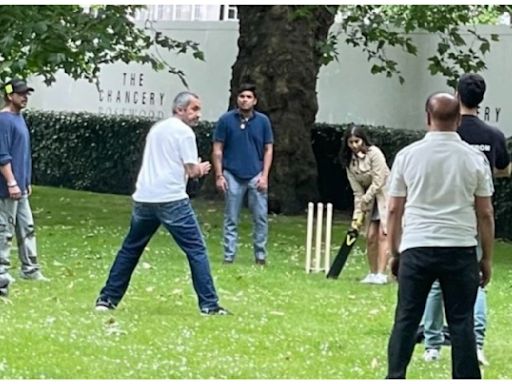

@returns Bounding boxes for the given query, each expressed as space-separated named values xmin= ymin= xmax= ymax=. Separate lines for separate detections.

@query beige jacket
xmin=346 ymin=145 xmax=390 ymax=235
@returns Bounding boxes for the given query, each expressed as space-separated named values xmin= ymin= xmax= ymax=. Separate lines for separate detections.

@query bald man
xmin=385 ymin=93 xmax=494 ymax=379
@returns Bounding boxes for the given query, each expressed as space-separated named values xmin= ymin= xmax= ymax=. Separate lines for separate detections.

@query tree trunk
xmin=229 ymin=5 xmax=336 ymax=214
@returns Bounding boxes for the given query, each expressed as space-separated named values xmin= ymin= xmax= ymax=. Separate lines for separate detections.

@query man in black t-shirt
xmin=421 ymin=74 xmax=510 ymax=366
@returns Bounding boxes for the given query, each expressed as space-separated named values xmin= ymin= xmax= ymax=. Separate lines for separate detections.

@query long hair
xmin=341 ymin=124 xmax=372 ymax=168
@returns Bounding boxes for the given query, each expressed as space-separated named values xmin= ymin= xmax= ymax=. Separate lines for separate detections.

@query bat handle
xmin=352 ymin=213 xmax=365 ymax=229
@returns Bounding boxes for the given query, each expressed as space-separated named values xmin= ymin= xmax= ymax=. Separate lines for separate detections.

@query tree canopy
xmin=337 ymin=5 xmax=511 ymax=87
xmin=0 ymin=5 xmax=203 ymax=87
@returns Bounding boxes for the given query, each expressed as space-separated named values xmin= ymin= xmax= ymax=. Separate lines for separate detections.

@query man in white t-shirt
xmin=95 ymin=91 xmax=229 ymax=316
xmin=385 ymin=93 xmax=494 ymax=379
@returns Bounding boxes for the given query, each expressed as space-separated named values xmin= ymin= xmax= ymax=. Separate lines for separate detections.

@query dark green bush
xmin=312 ymin=123 xmax=424 ymax=210
xmin=493 ymin=138 xmax=512 ymax=240
xmin=313 ymin=123 xmax=512 ymax=240
xmin=25 ymin=111 xmax=512 ymax=239
xmin=25 ymin=111 xmax=215 ymax=195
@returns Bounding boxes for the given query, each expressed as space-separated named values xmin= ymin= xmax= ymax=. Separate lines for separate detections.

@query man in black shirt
xmin=422 ymin=74 xmax=511 ymax=366
xmin=458 ymin=78 xmax=510 ymax=175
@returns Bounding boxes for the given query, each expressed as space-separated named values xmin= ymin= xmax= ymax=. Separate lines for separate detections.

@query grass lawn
xmin=1 ymin=186 xmax=511 ymax=379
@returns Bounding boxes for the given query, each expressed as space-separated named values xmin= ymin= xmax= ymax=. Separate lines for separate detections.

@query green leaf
xmin=405 ymin=41 xmax=417 ymax=55
xmin=370 ymin=64 xmax=383 ymax=74
xmin=437 ymin=42 xmax=450 ymax=55
xmin=479 ymin=41 xmax=490 ymax=54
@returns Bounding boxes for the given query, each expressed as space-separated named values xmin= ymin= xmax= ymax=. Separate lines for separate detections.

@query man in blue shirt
xmin=212 ymin=84 xmax=274 ymax=265
xmin=0 ymin=79 xmax=48 ymax=295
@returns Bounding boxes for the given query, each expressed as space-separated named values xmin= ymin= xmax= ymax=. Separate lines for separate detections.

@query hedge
xmin=25 ymin=111 xmax=215 ymax=196
xmin=25 ymin=110 xmax=512 ymax=239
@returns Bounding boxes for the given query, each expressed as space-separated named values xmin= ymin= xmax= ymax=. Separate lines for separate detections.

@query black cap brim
xmin=15 ymin=85 xmax=34 ymax=93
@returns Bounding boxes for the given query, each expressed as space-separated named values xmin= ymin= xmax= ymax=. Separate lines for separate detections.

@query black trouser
xmin=386 ymin=247 xmax=481 ymax=379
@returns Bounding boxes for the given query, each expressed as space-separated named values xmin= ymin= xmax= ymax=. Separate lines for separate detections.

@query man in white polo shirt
xmin=95 ymin=91 xmax=229 ymax=316
xmin=385 ymin=93 xmax=494 ymax=379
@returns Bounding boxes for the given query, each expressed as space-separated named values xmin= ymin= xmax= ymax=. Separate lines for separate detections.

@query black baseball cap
xmin=3 ymin=79 xmax=34 ymax=95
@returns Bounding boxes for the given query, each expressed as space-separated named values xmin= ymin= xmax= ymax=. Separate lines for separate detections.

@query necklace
xmin=240 ymin=117 xmax=249 ymax=129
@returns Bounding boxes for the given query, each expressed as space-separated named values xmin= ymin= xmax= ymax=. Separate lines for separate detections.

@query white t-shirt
xmin=132 ymin=117 xmax=198 ymax=203
xmin=387 ymin=132 xmax=494 ymax=252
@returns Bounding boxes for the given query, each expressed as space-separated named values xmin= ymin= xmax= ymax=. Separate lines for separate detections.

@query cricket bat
xmin=326 ymin=213 xmax=365 ymax=279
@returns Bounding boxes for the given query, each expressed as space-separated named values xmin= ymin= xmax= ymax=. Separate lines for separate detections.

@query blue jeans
xmin=98 ymin=199 xmax=219 ymax=310
xmin=422 ymin=242 xmax=486 ymax=349
xmin=0 ymin=195 xmax=40 ymax=275
xmin=223 ymin=170 xmax=268 ymax=262
xmin=422 ymin=282 xmax=486 ymax=349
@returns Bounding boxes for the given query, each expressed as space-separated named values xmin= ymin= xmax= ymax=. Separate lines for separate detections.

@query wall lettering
xmin=98 ymin=72 xmax=166 ymax=118
xmin=477 ymin=106 xmax=503 ymax=123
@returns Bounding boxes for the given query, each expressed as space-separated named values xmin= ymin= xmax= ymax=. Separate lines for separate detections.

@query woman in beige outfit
xmin=342 ymin=125 xmax=390 ymax=284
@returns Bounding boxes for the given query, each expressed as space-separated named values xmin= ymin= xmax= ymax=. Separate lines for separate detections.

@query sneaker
xmin=2 ymin=272 xmax=15 ymax=284
xmin=255 ymin=258 xmax=266 ymax=266
xmin=20 ymin=270 xmax=49 ymax=281
xmin=95 ymin=296 xmax=116 ymax=311
xmin=200 ymin=306 xmax=231 ymax=316
xmin=477 ymin=348 xmax=489 ymax=366
xmin=223 ymin=259 xmax=234 ymax=265
xmin=373 ymin=273 xmax=389 ymax=285
xmin=424 ymin=348 xmax=440 ymax=362
xmin=360 ymin=273 xmax=376 ymax=284
xmin=0 ymin=276 xmax=9 ymax=297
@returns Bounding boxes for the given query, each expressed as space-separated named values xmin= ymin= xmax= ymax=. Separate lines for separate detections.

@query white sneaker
xmin=477 ymin=348 xmax=489 ymax=366
xmin=3 ymin=272 xmax=15 ymax=284
xmin=360 ymin=273 xmax=376 ymax=284
xmin=20 ymin=270 xmax=50 ymax=282
xmin=373 ymin=273 xmax=389 ymax=284
xmin=424 ymin=348 xmax=440 ymax=362
xmin=95 ymin=305 xmax=112 ymax=312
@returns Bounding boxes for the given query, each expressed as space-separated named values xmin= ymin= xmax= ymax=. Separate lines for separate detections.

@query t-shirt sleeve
xmin=0 ymin=119 xmax=12 ymax=165
xmin=475 ymin=154 xmax=494 ymax=197
xmin=494 ymin=130 xmax=510 ymax=170
xmin=263 ymin=115 xmax=274 ymax=144
xmin=180 ymin=132 xmax=199 ymax=165
xmin=213 ymin=116 xmax=227 ymax=143
xmin=387 ymin=152 xmax=407 ymax=197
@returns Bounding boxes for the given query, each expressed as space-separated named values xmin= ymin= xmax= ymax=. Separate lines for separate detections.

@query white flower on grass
xmin=44 ymin=316 xmax=56 ymax=326
xmin=142 ymin=262 xmax=152 ymax=269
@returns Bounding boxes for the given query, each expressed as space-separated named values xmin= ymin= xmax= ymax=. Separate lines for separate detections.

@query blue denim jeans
xmin=223 ymin=170 xmax=268 ymax=262
xmin=422 ymin=282 xmax=486 ymax=349
xmin=0 ymin=195 xmax=40 ymax=275
xmin=422 ymin=242 xmax=486 ymax=349
xmin=98 ymin=199 xmax=219 ymax=310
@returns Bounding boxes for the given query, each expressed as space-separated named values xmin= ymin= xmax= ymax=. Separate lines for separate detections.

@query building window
xmin=175 ymin=5 xmax=193 ymax=21
xmin=134 ymin=5 xmax=237 ymax=21
xmin=220 ymin=5 xmax=238 ymax=20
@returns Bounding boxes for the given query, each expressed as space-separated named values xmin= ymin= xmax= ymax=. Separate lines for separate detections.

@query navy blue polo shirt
xmin=213 ymin=109 xmax=273 ymax=180
xmin=0 ymin=112 xmax=32 ymax=197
